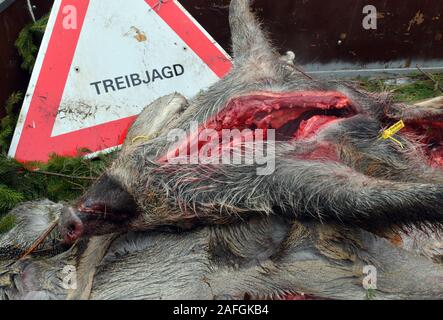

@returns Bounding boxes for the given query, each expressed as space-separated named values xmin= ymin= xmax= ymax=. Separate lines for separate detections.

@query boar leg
xmin=229 ymin=0 xmax=277 ymax=65
xmin=155 ymin=158 xmax=443 ymax=229
xmin=386 ymin=97 xmax=443 ymax=122
xmin=228 ymin=0 xmax=301 ymax=81
xmin=272 ymin=159 xmax=443 ymax=227
xmin=67 ymin=234 xmax=117 ymax=300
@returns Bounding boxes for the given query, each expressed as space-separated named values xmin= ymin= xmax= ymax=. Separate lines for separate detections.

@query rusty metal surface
xmin=2 ymin=0 xmax=443 ymax=117
xmin=0 ymin=0 xmax=16 ymax=13
xmin=182 ymin=0 xmax=443 ymax=75
xmin=0 ymin=0 xmax=52 ymax=117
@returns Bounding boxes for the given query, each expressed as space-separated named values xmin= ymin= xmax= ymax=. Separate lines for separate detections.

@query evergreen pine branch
xmin=15 ymin=14 xmax=49 ymax=73
xmin=0 ymin=92 xmax=23 ymax=153
xmin=0 ymin=214 xmax=16 ymax=234
xmin=0 ymin=184 xmax=24 ymax=213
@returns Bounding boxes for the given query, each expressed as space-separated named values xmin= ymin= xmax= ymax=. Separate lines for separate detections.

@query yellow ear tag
xmin=379 ymin=120 xmax=405 ymax=148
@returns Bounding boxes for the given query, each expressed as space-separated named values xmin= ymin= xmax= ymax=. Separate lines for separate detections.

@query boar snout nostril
xmin=67 ymin=222 xmax=79 ymax=236
xmin=60 ymin=207 xmax=84 ymax=244
xmin=67 ymin=223 xmax=77 ymax=232
xmin=65 ymin=220 xmax=83 ymax=242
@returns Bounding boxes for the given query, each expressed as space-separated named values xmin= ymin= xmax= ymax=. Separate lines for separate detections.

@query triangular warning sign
xmin=9 ymin=0 xmax=232 ymax=162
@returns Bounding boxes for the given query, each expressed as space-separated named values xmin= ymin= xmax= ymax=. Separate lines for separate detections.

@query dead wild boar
xmin=1 ymin=0 xmax=443 ymax=300
xmin=60 ymin=0 xmax=443 ymax=241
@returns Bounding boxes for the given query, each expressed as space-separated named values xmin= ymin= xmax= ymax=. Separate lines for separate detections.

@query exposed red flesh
xmin=403 ymin=121 xmax=443 ymax=169
xmin=161 ymin=91 xmax=353 ymax=162
xmin=159 ymin=90 xmax=443 ymax=170
xmin=295 ymin=115 xmax=341 ymax=140
xmin=211 ymin=91 xmax=351 ymax=131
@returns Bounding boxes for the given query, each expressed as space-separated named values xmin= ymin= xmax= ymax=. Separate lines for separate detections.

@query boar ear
xmin=384 ymin=96 xmax=443 ymax=122
xmin=229 ymin=0 xmax=278 ymax=66
xmin=122 ymin=93 xmax=188 ymax=153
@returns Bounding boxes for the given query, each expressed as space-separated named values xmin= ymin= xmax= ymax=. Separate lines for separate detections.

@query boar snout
xmin=59 ymin=174 xmax=140 ymax=243
xmin=59 ymin=207 xmax=84 ymax=244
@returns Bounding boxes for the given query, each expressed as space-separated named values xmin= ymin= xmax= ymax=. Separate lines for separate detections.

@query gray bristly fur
xmin=2 ymin=201 xmax=443 ymax=300
xmin=0 ymin=200 xmax=63 ymax=259
xmin=100 ymin=0 xmax=443 ymax=234
xmin=401 ymin=228 xmax=443 ymax=263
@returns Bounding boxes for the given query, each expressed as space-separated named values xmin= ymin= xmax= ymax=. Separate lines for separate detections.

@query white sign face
xmin=9 ymin=0 xmax=232 ymax=162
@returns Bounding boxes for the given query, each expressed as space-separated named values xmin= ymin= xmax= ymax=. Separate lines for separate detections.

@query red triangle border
xmin=13 ymin=0 xmax=232 ymax=162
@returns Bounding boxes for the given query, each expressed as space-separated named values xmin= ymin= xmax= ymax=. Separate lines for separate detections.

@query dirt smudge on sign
xmin=130 ymin=26 xmax=147 ymax=42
